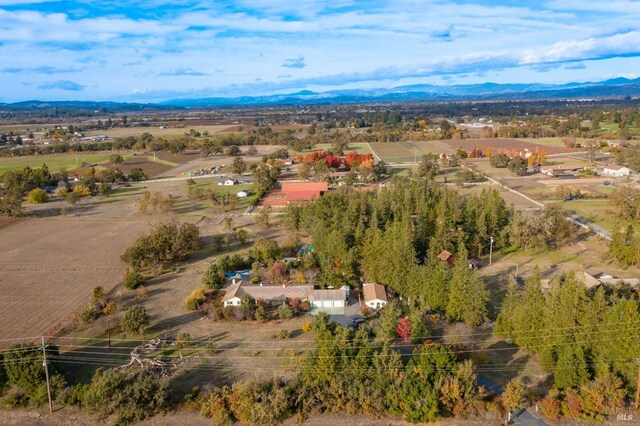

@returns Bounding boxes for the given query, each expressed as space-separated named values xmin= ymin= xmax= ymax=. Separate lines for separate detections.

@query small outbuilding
xmin=237 ymin=190 xmax=249 ymax=198
xmin=363 ymin=283 xmax=387 ymax=309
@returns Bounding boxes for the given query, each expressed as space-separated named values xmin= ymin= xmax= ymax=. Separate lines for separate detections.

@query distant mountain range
xmin=3 ymin=77 xmax=640 ymax=110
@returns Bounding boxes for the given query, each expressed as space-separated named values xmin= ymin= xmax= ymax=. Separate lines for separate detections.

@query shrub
xmin=184 ymin=288 xmax=207 ymax=311
xmin=102 ymin=300 xmax=117 ymax=316
xmin=124 ymin=272 xmax=143 ymax=290
xmin=277 ymin=304 xmax=294 ymax=320
xmin=83 ymin=368 xmax=166 ymax=425
xmin=229 ymin=379 xmax=294 ymax=425
xmin=27 ymin=188 xmax=49 ymax=204
xmin=254 ymin=305 xmax=267 ymax=322
xmin=489 ymin=153 xmax=510 ymax=168
xmin=120 ymin=305 xmax=149 ymax=335
xmin=3 ymin=344 xmax=66 ymax=406
xmin=136 ymin=285 xmax=149 ymax=300
xmin=72 ymin=184 xmax=92 ymax=197
xmin=199 ymin=387 xmax=234 ymax=425
xmin=176 ymin=332 xmax=192 ymax=349
xmin=222 ymin=306 xmax=235 ymax=320
xmin=302 ymin=321 xmax=313 ymax=333
xmin=209 ymin=304 xmax=224 ymax=321
xmin=561 ymin=393 xmax=582 ymax=419
xmin=539 ymin=396 xmax=561 ymax=420
xmin=275 ymin=329 xmax=291 ymax=339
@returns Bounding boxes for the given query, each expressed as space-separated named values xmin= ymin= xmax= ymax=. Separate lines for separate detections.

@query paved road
xmin=477 ymin=374 xmax=503 ymax=395
xmin=513 ymin=408 xmax=548 ymax=426
xmin=569 ymin=213 xmax=611 ymax=240
xmin=477 ymin=375 xmax=548 ymax=426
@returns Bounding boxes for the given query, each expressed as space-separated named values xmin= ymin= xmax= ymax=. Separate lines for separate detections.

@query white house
xmin=218 ymin=178 xmax=237 ymax=186
xmin=309 ymin=289 xmax=347 ymax=309
xmin=237 ymin=190 xmax=249 ymax=198
xmin=363 ymin=283 xmax=387 ymax=309
xmin=600 ymin=165 xmax=631 ymax=177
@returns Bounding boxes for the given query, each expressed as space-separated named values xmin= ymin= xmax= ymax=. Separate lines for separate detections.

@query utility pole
xmin=489 ymin=236 xmax=494 ymax=266
xmin=41 ymin=336 xmax=53 ymax=414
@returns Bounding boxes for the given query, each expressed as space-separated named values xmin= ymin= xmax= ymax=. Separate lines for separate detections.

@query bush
xmin=229 ymin=379 xmax=294 ymax=425
xmin=277 ymin=304 xmax=294 ymax=320
xmin=275 ymin=329 xmax=291 ymax=339
xmin=539 ymin=396 xmax=561 ymax=420
xmin=124 ymin=272 xmax=143 ymax=290
xmin=184 ymin=288 xmax=207 ymax=311
xmin=3 ymin=344 xmax=66 ymax=406
xmin=302 ymin=321 xmax=313 ymax=333
xmin=199 ymin=387 xmax=234 ymax=425
xmin=27 ymin=188 xmax=49 ymax=204
xmin=176 ymin=332 xmax=192 ymax=349
xmin=135 ymin=285 xmax=149 ymax=300
xmin=561 ymin=393 xmax=582 ymax=419
xmin=120 ymin=305 xmax=149 ymax=335
xmin=254 ymin=305 xmax=267 ymax=322
xmin=83 ymin=368 xmax=166 ymax=425
xmin=222 ymin=306 xmax=235 ymax=320
xmin=102 ymin=301 xmax=117 ymax=316
xmin=489 ymin=153 xmax=510 ymax=168
xmin=508 ymin=156 xmax=528 ymax=176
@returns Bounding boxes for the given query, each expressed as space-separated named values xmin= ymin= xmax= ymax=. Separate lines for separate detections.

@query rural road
xmin=476 ymin=375 xmax=548 ymax=426
xmin=512 ymin=408 xmax=548 ymax=426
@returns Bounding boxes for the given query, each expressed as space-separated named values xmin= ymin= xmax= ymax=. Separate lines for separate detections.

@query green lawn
xmin=294 ymin=142 xmax=374 ymax=156
xmin=0 ymin=153 xmax=132 ymax=178
xmin=565 ymin=199 xmax=617 ymax=233
xmin=519 ymin=137 xmax=588 ymax=147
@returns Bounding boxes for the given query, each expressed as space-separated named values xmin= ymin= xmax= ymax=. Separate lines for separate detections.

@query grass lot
xmin=519 ymin=137 xmax=589 ymax=147
xmin=295 ymin=142 xmax=375 ymax=156
xmin=564 ymin=199 xmax=617 ymax=233
xmin=0 ymin=153 xmax=132 ymax=178
xmin=369 ymin=141 xmax=457 ymax=163
xmin=169 ymin=179 xmax=258 ymax=216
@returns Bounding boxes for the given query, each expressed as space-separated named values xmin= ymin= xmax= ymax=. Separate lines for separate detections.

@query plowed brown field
xmin=0 ymin=218 xmax=147 ymax=343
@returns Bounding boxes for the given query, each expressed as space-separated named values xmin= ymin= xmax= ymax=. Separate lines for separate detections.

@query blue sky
xmin=1 ymin=0 xmax=640 ymax=102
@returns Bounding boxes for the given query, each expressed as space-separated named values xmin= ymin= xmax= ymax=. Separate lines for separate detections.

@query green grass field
xmin=0 ymin=153 xmax=132 ymax=178
xmin=565 ymin=199 xmax=616 ymax=233
xmin=296 ymin=142 xmax=374 ymax=156
xmin=519 ymin=137 xmax=588 ymax=147
xmin=369 ymin=141 xmax=457 ymax=163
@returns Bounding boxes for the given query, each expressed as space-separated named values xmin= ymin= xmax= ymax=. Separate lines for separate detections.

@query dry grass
xmin=0 ymin=218 xmax=148 ymax=343
xmin=85 ymin=125 xmax=235 ymax=138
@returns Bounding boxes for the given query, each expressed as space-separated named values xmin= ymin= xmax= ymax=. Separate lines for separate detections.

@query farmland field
xmin=85 ymin=124 xmax=236 ymax=138
xmin=518 ymin=137 xmax=592 ymax=147
xmin=310 ymin=142 xmax=374 ymax=156
xmin=445 ymin=138 xmax=578 ymax=155
xmin=369 ymin=141 xmax=457 ymax=163
xmin=106 ymin=154 xmax=174 ymax=177
xmin=0 ymin=218 xmax=147 ymax=343
xmin=0 ymin=153 xmax=131 ymax=178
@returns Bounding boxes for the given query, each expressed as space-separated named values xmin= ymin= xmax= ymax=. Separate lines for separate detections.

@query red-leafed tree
xmin=396 ymin=316 xmax=411 ymax=342
xmin=266 ymin=261 xmax=288 ymax=284
xmin=344 ymin=151 xmax=360 ymax=169
xmin=324 ymin=154 xmax=342 ymax=169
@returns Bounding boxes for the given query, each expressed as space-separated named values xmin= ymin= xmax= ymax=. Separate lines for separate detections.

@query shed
xmin=363 ymin=283 xmax=387 ymax=309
